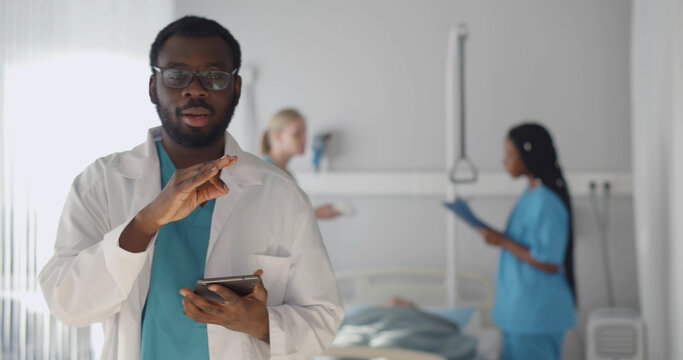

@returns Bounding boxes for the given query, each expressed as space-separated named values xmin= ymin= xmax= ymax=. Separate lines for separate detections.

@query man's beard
xmin=155 ymin=92 xmax=238 ymax=149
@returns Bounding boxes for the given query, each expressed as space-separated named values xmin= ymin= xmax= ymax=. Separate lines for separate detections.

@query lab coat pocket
xmin=247 ymin=254 xmax=291 ymax=306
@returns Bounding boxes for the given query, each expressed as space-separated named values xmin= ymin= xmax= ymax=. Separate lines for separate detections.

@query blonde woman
xmin=260 ymin=108 xmax=341 ymax=219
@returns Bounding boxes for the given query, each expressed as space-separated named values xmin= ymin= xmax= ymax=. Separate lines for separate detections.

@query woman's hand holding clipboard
xmin=443 ymin=198 xmax=488 ymax=229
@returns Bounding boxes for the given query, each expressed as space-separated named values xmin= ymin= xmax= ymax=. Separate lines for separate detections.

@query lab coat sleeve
xmin=528 ymin=195 xmax=569 ymax=265
xmin=38 ymin=168 xmax=154 ymax=327
xmin=260 ymin=195 xmax=344 ymax=359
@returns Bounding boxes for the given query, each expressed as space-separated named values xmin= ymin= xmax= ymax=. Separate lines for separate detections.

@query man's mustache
xmin=176 ymin=100 xmax=216 ymax=115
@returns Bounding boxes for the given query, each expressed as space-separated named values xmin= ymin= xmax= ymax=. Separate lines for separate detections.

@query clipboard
xmin=443 ymin=198 xmax=488 ymax=229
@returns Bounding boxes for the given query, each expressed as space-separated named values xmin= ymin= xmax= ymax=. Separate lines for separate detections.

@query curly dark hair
xmin=149 ymin=15 xmax=241 ymax=73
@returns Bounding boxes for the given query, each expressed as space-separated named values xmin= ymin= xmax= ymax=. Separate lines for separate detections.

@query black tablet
xmin=194 ymin=275 xmax=260 ymax=303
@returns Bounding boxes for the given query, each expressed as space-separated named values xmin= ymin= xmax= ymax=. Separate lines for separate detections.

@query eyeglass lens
xmin=162 ymin=69 xmax=232 ymax=90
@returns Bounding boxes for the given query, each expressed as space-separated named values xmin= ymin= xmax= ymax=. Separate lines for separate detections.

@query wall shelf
xmin=294 ymin=171 xmax=632 ymax=197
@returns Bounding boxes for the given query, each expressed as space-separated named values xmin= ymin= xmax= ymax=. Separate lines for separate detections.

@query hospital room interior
xmin=1 ymin=0 xmax=682 ymax=359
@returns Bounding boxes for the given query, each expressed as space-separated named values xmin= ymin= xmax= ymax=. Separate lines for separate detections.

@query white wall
xmin=178 ymin=0 xmax=631 ymax=172
xmin=175 ymin=2 xmax=636 ymax=360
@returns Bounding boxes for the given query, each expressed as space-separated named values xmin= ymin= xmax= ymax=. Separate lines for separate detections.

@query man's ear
xmin=233 ymin=75 xmax=242 ymax=106
xmin=149 ymin=75 xmax=157 ymax=104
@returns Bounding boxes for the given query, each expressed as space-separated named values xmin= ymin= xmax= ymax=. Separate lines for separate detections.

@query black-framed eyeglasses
xmin=152 ymin=66 xmax=238 ymax=91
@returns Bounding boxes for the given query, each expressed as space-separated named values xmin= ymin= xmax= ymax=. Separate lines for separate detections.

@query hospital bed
xmin=315 ymin=268 xmax=502 ymax=360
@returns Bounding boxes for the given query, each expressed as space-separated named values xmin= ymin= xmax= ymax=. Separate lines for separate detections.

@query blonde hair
xmin=260 ymin=108 xmax=305 ymax=155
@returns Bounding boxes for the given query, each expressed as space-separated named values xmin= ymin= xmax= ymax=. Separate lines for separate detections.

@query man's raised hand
xmin=141 ymin=154 xmax=238 ymax=228
xmin=119 ymin=154 xmax=237 ymax=253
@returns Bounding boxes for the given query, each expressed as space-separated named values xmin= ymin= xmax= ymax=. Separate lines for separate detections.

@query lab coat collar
xmin=115 ymin=126 xmax=262 ymax=187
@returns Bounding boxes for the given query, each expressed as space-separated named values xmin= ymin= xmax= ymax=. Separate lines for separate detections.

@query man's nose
xmin=181 ymin=75 xmax=208 ymax=98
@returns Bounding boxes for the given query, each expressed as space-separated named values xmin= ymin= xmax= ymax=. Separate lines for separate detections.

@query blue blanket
xmin=318 ymin=306 xmax=478 ymax=360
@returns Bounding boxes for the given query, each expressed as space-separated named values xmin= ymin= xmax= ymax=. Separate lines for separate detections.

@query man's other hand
xmin=180 ymin=269 xmax=270 ymax=343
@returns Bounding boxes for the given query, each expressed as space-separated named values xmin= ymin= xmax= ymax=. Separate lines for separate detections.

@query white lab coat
xmin=38 ymin=127 xmax=344 ymax=360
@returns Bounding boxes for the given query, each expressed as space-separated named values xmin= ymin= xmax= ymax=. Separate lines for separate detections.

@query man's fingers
xmin=174 ymin=160 xmax=214 ymax=183
xmin=196 ymin=183 xmax=230 ymax=203
xmin=183 ymin=299 xmax=219 ymax=324
xmin=167 ymin=154 xmax=234 ymax=190
xmin=174 ymin=155 xmax=237 ymax=183
xmin=181 ymin=288 xmax=223 ymax=316
xmin=194 ymin=154 xmax=237 ymax=173
xmin=208 ymin=284 xmax=241 ymax=306
xmin=179 ymin=166 xmax=224 ymax=193
xmin=177 ymin=155 xmax=236 ymax=188
xmin=250 ymin=269 xmax=268 ymax=302
xmin=219 ymin=155 xmax=238 ymax=169
xmin=207 ymin=176 xmax=229 ymax=193
xmin=182 ymin=295 xmax=212 ymax=322
xmin=211 ymin=154 xmax=238 ymax=172
xmin=196 ymin=155 xmax=235 ymax=192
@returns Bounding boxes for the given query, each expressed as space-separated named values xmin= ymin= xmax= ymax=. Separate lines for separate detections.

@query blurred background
xmin=1 ymin=1 xmax=681 ymax=359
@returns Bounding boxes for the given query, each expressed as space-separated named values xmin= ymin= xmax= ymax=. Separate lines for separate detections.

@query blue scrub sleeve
xmin=528 ymin=198 xmax=569 ymax=265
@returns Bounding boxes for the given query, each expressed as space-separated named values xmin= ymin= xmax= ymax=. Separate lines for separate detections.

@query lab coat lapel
xmin=207 ymin=181 xmax=244 ymax=262
xmin=116 ymin=128 xmax=162 ymax=312
xmin=206 ymin=133 xmax=261 ymax=263
xmin=133 ymin=161 xmax=160 ymax=311
xmin=126 ymin=129 xmax=162 ymax=223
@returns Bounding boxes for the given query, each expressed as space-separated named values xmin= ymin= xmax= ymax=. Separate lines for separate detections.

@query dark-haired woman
xmin=478 ymin=123 xmax=576 ymax=360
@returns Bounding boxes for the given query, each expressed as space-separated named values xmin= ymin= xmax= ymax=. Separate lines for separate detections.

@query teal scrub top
xmin=262 ymin=154 xmax=275 ymax=166
xmin=492 ymin=185 xmax=576 ymax=333
xmin=140 ymin=140 xmax=215 ymax=359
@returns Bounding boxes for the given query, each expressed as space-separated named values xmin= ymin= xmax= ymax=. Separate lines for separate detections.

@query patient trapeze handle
xmin=449 ymin=24 xmax=478 ymax=184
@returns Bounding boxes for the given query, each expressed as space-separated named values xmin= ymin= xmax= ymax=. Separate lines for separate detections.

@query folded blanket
xmin=326 ymin=306 xmax=478 ymax=360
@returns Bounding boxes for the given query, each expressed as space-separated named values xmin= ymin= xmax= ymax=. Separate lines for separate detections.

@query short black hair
xmin=149 ymin=15 xmax=241 ymax=73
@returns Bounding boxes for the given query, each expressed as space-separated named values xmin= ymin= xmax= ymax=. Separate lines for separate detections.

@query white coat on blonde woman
xmin=38 ymin=127 xmax=344 ymax=360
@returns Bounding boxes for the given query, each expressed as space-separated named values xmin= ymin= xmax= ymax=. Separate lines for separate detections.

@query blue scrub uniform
xmin=492 ymin=185 xmax=576 ymax=360
xmin=140 ymin=140 xmax=215 ymax=359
